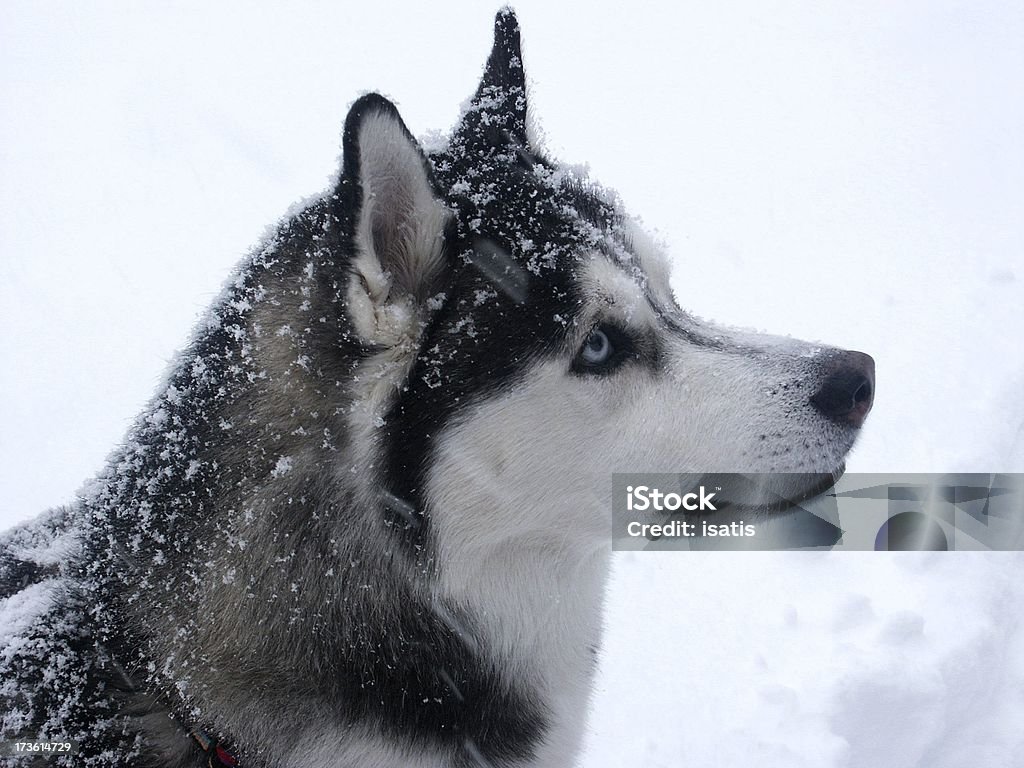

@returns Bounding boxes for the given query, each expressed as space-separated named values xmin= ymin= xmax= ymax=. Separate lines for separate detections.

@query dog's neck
xmin=436 ymin=535 xmax=610 ymax=670
xmin=431 ymin=522 xmax=610 ymax=764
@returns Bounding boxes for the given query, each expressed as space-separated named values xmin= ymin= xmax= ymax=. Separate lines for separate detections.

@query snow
xmin=0 ymin=580 xmax=60 ymax=651
xmin=2 ymin=2 xmax=1023 ymax=766
xmin=585 ymin=554 xmax=1024 ymax=767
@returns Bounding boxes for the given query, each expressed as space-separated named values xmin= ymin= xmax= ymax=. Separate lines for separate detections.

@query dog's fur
xmin=0 ymin=10 xmax=872 ymax=767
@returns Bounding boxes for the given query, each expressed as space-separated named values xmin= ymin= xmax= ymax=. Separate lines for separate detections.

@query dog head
xmin=337 ymin=10 xmax=874 ymax=544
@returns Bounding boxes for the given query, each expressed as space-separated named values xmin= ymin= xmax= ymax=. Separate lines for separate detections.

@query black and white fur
xmin=0 ymin=10 xmax=874 ymax=767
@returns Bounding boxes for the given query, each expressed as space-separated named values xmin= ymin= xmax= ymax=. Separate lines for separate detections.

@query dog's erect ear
xmin=342 ymin=94 xmax=450 ymax=348
xmin=456 ymin=8 xmax=529 ymax=150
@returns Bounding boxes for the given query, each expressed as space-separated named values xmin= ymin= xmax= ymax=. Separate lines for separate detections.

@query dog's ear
xmin=342 ymin=94 xmax=450 ymax=347
xmin=456 ymin=8 xmax=530 ymax=151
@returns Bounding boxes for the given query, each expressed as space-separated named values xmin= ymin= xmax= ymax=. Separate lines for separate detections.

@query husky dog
xmin=0 ymin=9 xmax=874 ymax=768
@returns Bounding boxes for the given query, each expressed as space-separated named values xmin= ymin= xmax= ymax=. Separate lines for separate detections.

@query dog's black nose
xmin=810 ymin=351 xmax=875 ymax=428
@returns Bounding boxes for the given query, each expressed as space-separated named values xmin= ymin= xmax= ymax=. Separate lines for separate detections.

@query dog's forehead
xmin=578 ymin=255 xmax=650 ymax=323
xmin=576 ymin=216 xmax=676 ymax=321
xmin=432 ymin=155 xmax=593 ymax=265
xmin=428 ymin=130 xmax=678 ymax=327
xmin=619 ymin=218 xmax=674 ymax=305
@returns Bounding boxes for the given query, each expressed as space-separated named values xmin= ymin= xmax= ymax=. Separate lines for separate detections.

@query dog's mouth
xmin=772 ymin=464 xmax=846 ymax=510
xmin=659 ymin=466 xmax=848 ymax=549
xmin=693 ymin=465 xmax=846 ymax=516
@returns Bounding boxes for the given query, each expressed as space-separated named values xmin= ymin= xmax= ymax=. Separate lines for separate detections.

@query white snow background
xmin=1 ymin=2 xmax=1023 ymax=766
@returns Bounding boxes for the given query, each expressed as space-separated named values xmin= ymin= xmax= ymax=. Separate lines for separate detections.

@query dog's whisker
xmin=462 ymin=738 xmax=495 ymax=768
xmin=436 ymin=668 xmax=464 ymax=703
xmin=467 ymin=237 xmax=529 ymax=304
xmin=379 ymin=490 xmax=420 ymax=529
xmin=428 ymin=596 xmax=481 ymax=658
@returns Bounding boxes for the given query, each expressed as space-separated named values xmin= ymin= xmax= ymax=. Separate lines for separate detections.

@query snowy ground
xmin=2 ymin=2 xmax=1023 ymax=766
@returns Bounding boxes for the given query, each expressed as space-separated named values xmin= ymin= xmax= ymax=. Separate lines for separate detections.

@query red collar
xmin=190 ymin=728 xmax=240 ymax=767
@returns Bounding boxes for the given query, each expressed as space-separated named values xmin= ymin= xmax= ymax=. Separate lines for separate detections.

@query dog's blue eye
xmin=581 ymin=328 xmax=612 ymax=365
xmin=573 ymin=324 xmax=639 ymax=375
